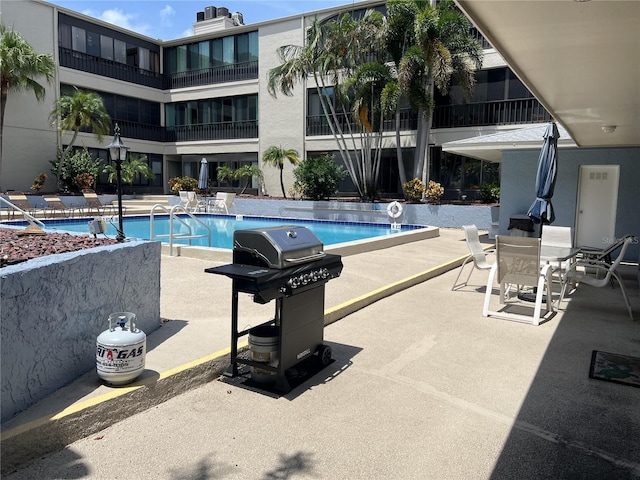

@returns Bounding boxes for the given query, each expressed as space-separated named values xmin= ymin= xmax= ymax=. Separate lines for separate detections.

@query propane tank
xmin=96 ymin=312 xmax=146 ymax=386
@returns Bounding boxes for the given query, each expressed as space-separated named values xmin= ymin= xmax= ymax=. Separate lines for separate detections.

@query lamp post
xmin=106 ymin=123 xmax=129 ymax=242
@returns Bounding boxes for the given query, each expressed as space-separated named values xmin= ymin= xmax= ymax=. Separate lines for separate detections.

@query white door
xmin=575 ymin=165 xmax=619 ymax=249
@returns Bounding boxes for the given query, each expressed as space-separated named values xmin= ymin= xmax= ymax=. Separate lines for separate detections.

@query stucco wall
xmin=206 ymin=198 xmax=497 ymax=230
xmin=500 ymin=146 xmax=640 ymax=261
xmin=0 ymin=241 xmax=161 ymax=422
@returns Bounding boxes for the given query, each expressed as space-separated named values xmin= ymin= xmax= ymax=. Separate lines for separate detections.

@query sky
xmin=45 ymin=0 xmax=357 ymax=40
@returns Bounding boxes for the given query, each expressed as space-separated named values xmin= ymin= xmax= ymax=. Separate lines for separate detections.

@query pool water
xmin=36 ymin=214 xmax=426 ymax=249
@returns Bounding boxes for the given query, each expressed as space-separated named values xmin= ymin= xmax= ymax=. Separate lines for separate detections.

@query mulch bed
xmin=0 ymin=227 xmax=118 ymax=267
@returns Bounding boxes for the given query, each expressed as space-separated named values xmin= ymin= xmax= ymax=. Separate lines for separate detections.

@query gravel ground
xmin=0 ymin=227 xmax=118 ymax=267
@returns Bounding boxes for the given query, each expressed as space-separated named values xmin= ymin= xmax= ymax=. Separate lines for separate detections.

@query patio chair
xmin=559 ymin=236 xmax=634 ymax=320
xmin=81 ymin=189 xmax=116 ymax=217
xmin=541 ymin=225 xmax=574 ymax=280
xmin=42 ymin=195 xmax=77 ymax=218
xmin=178 ymin=191 xmax=198 ymax=212
xmin=452 ymin=224 xmax=495 ymax=290
xmin=578 ymin=233 xmax=634 ymax=266
xmin=483 ymin=235 xmax=555 ymax=326
xmin=5 ymin=191 xmax=43 ymax=219
xmin=209 ymin=192 xmax=235 ymax=214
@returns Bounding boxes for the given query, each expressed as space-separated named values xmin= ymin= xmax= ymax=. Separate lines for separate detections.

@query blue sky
xmin=46 ymin=0 xmax=355 ymax=40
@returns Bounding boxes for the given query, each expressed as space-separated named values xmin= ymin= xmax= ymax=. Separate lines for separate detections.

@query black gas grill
xmin=206 ymin=225 xmax=343 ymax=393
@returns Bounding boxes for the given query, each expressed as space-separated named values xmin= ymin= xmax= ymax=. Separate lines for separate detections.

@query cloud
xmin=159 ymin=5 xmax=175 ymax=26
xmin=83 ymin=7 xmax=152 ymax=37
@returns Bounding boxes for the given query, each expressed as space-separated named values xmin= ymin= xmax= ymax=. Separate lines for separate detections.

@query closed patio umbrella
xmin=198 ymin=158 xmax=209 ymax=191
xmin=527 ymin=122 xmax=559 ymax=227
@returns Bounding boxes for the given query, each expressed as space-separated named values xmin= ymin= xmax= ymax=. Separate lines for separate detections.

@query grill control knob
xmin=321 ymin=268 xmax=329 ymax=279
xmin=288 ymin=277 xmax=300 ymax=289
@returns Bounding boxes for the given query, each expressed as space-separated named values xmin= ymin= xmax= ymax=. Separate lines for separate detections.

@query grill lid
xmin=233 ymin=225 xmax=325 ymax=269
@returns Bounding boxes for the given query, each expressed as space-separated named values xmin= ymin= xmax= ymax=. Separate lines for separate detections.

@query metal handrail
xmin=0 ymin=197 xmax=47 ymax=229
xmin=149 ymin=204 xmax=211 ymax=256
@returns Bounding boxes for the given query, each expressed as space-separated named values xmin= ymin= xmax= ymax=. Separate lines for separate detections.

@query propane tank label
xmin=96 ymin=342 xmax=145 ymax=373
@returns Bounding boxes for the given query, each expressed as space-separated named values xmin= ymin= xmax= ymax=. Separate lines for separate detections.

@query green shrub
xmin=50 ymin=147 xmax=103 ymax=191
xmin=402 ymin=178 xmax=425 ymax=202
xmin=293 ymin=154 xmax=347 ymax=200
xmin=168 ymin=176 xmax=198 ymax=193
xmin=479 ymin=183 xmax=500 ymax=203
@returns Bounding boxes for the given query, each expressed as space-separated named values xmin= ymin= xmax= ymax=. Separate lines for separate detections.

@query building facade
xmin=2 ymin=0 xmax=550 ymax=198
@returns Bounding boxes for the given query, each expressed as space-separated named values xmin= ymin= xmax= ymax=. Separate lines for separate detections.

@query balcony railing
xmin=433 ymin=98 xmax=551 ymax=128
xmin=166 ymin=61 xmax=259 ymax=89
xmin=59 ymin=48 xmax=163 ymax=89
xmin=165 ymin=120 xmax=258 ymax=142
xmin=306 ymin=110 xmax=418 ymax=136
xmin=110 ymin=120 xmax=165 ymax=142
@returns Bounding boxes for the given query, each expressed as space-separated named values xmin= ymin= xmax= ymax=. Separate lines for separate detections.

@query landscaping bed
xmin=0 ymin=227 xmax=118 ymax=266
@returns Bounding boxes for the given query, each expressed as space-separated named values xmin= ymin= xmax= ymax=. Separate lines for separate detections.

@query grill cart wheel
xmin=318 ymin=344 xmax=332 ymax=366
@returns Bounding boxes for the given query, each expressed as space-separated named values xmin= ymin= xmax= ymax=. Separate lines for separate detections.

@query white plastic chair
xmin=209 ymin=192 xmax=235 ymax=214
xmin=559 ymin=236 xmax=634 ymax=320
xmin=179 ymin=191 xmax=198 ymax=212
xmin=541 ymin=225 xmax=574 ymax=279
xmin=483 ymin=235 xmax=555 ymax=325
xmin=452 ymin=225 xmax=495 ymax=290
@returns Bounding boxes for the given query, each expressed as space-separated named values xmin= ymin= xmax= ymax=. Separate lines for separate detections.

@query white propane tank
xmin=96 ymin=312 xmax=146 ymax=386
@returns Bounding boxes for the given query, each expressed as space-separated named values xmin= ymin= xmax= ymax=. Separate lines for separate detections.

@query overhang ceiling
xmin=455 ymin=0 xmax=640 ymax=148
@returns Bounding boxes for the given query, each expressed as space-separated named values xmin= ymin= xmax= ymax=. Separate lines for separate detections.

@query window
xmin=71 ymin=26 xmax=86 ymax=53
xmin=101 ymin=35 xmax=113 ymax=60
xmin=86 ymin=31 xmax=100 ymax=57
xmin=114 ymin=39 xmax=126 ymax=63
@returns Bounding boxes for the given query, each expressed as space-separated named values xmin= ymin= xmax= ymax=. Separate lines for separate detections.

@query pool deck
xmin=2 ymin=227 xmax=639 ymax=478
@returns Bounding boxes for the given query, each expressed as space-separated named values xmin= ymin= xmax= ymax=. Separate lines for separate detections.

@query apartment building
xmin=2 ymin=0 xmax=550 ymax=198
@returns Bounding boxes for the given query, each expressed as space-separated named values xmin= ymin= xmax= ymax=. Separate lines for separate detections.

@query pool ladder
xmin=149 ymin=204 xmax=211 ymax=256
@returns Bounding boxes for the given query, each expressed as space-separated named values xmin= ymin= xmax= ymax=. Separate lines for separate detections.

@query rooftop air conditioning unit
xmin=196 ymin=11 xmax=205 ymax=22
xmin=217 ymin=6 xmax=229 ymax=17
xmin=204 ymin=6 xmax=216 ymax=20
xmin=232 ymin=12 xmax=244 ymax=25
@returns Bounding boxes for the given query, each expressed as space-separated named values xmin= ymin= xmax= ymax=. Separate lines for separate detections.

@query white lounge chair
xmin=483 ymin=235 xmax=555 ymax=325
xmin=452 ymin=224 xmax=495 ymax=290
xmin=560 ymin=236 xmax=634 ymax=321
xmin=541 ymin=225 xmax=574 ymax=281
xmin=209 ymin=192 xmax=235 ymax=214
xmin=178 ymin=191 xmax=198 ymax=212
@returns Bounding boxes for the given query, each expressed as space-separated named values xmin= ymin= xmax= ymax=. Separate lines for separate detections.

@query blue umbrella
xmin=198 ymin=158 xmax=208 ymax=190
xmin=527 ymin=122 xmax=559 ymax=225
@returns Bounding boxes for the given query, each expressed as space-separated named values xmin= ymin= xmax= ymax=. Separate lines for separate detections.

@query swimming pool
xmin=34 ymin=214 xmax=428 ymax=249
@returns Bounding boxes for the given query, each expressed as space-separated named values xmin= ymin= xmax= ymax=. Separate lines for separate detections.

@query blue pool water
xmin=33 ymin=214 xmax=426 ymax=249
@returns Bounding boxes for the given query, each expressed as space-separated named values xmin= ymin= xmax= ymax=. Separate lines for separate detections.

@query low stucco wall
xmin=0 ymin=240 xmax=161 ymax=422
xmin=168 ymin=197 xmax=498 ymax=230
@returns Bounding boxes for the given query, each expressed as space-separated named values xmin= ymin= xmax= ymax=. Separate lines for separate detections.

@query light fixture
xmin=106 ymin=123 xmax=129 ymax=242
xmin=602 ymin=125 xmax=616 ymax=134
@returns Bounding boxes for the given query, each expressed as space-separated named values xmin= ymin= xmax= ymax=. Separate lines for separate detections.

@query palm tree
xmin=234 ymin=164 xmax=263 ymax=195
xmin=390 ymin=0 xmax=483 ymax=191
xmin=267 ymin=11 xmax=390 ymax=201
xmin=104 ymin=154 xmax=154 ymax=186
xmin=50 ymin=87 xmax=111 ymax=190
xmin=216 ymin=165 xmax=236 ymax=192
xmin=262 ymin=146 xmax=300 ymax=198
xmin=0 ymin=24 xmax=55 ymax=185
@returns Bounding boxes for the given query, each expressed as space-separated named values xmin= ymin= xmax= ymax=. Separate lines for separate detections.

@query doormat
xmin=589 ymin=350 xmax=640 ymax=388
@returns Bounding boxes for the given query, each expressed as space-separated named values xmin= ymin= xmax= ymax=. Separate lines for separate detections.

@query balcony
xmin=165 ymin=120 xmax=258 ymax=142
xmin=110 ymin=120 xmax=165 ymax=143
xmin=306 ymin=110 xmax=418 ymax=137
xmin=59 ymin=48 xmax=163 ymax=89
xmin=166 ymin=61 xmax=259 ymax=89
xmin=433 ymin=98 xmax=551 ymax=128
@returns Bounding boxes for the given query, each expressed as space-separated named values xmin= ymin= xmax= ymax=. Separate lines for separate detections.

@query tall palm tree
xmin=390 ymin=0 xmax=483 ymax=190
xmin=50 ymin=87 xmax=111 ymax=190
xmin=268 ymin=11 xmax=390 ymax=201
xmin=0 ymin=24 xmax=55 ymax=185
xmin=262 ymin=146 xmax=300 ymax=198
